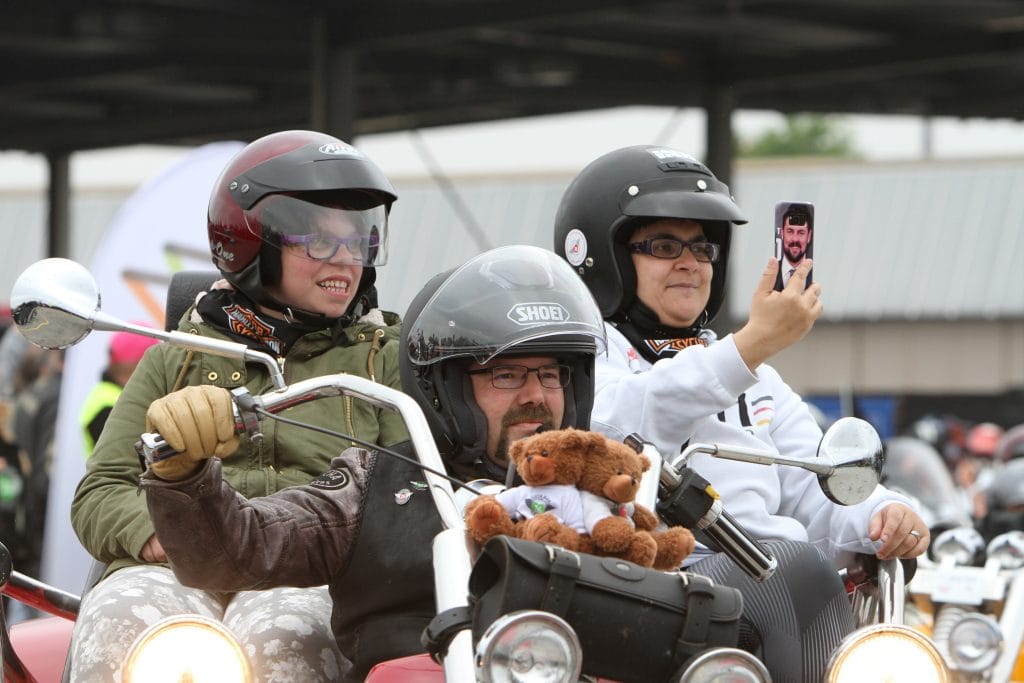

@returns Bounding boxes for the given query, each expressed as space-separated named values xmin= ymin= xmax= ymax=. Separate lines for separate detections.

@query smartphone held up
xmin=773 ymin=201 xmax=814 ymax=292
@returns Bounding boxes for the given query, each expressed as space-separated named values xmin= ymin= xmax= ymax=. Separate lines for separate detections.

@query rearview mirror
xmin=815 ymin=417 xmax=884 ymax=505
xmin=676 ymin=416 xmax=883 ymax=506
xmin=10 ymin=257 xmax=101 ymax=349
xmin=10 ymin=257 xmax=287 ymax=389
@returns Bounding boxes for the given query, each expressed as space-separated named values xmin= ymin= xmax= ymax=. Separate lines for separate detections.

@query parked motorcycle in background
xmin=885 ymin=436 xmax=1024 ymax=681
xmin=981 ymin=425 xmax=1024 ymax=543
xmin=883 ymin=436 xmax=973 ymax=538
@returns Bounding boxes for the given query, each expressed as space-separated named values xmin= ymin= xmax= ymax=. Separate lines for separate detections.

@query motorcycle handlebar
xmin=135 ymin=374 xmax=467 ymax=534
xmin=700 ymin=504 xmax=778 ymax=582
xmin=656 ymin=453 xmax=777 ymax=582
xmin=630 ymin=432 xmax=779 ymax=582
xmin=138 ymin=383 xmax=779 ymax=582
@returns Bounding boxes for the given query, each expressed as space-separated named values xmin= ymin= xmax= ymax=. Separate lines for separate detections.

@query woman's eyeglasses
xmin=280 ymin=232 xmax=380 ymax=262
xmin=628 ymin=237 xmax=720 ymax=263
xmin=466 ymin=364 xmax=572 ymax=390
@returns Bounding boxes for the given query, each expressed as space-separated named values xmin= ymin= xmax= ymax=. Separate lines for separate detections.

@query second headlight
xmin=826 ymin=624 xmax=949 ymax=683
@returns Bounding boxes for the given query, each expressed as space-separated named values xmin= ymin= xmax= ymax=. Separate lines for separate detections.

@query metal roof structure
xmin=5 ymin=1 xmax=1024 ymax=155
xmin=391 ymin=157 xmax=1024 ymax=323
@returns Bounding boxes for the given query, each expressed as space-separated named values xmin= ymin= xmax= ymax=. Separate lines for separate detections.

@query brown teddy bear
xmin=577 ymin=435 xmax=696 ymax=571
xmin=463 ymin=428 xmax=591 ymax=551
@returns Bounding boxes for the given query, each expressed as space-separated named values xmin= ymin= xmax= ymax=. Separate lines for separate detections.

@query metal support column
xmin=705 ymin=85 xmax=736 ymax=189
xmin=704 ymin=85 xmax=738 ymax=337
xmin=46 ymin=152 xmax=71 ymax=258
xmin=310 ymin=15 xmax=357 ymax=142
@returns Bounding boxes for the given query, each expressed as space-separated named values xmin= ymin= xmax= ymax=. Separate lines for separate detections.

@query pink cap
xmin=109 ymin=328 xmax=160 ymax=366
xmin=966 ymin=422 xmax=1004 ymax=458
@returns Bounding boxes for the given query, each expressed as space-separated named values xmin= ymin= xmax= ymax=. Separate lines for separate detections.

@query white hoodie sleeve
xmin=759 ymin=364 xmax=915 ymax=558
xmin=591 ymin=324 xmax=758 ymax=457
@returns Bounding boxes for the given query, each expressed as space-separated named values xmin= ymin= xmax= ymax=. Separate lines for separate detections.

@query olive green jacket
xmin=70 ymin=307 xmax=407 ymax=577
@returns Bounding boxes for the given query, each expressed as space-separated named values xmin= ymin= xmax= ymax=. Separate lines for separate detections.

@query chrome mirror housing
xmin=816 ymin=417 xmax=884 ymax=505
xmin=10 ymin=258 xmax=101 ymax=349
xmin=10 ymin=257 xmax=288 ymax=389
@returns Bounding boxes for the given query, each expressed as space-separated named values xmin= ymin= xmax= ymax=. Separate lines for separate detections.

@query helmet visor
xmin=245 ymin=193 xmax=389 ymax=266
xmin=407 ymin=245 xmax=606 ymax=366
xmin=620 ymin=176 xmax=747 ymax=225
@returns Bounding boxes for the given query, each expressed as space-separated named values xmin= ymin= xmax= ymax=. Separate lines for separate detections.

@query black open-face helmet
xmin=207 ymin=130 xmax=397 ymax=325
xmin=554 ymin=145 xmax=747 ymax=326
xmin=400 ymin=245 xmax=607 ymax=470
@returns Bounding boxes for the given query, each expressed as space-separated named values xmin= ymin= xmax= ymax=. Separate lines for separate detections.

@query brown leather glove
xmin=145 ymin=385 xmax=239 ymax=481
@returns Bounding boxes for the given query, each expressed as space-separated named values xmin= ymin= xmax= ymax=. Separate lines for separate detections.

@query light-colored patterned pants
xmin=69 ymin=565 xmax=346 ymax=682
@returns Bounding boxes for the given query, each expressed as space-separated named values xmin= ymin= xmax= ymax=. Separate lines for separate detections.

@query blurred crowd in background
xmin=888 ymin=413 xmax=1024 ymax=544
xmin=0 ymin=307 xmax=62 ymax=585
xmin=0 ymin=309 xmax=155 ymax=620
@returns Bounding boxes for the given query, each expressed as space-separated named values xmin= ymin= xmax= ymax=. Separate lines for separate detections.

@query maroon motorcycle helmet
xmin=207 ymin=130 xmax=397 ymax=324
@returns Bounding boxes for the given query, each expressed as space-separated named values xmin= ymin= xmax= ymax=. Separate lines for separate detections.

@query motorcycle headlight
xmin=947 ymin=613 xmax=1003 ymax=673
xmin=826 ymin=624 xmax=949 ymax=683
xmin=679 ymin=647 xmax=770 ymax=682
xmin=475 ymin=610 xmax=582 ymax=683
xmin=122 ymin=615 xmax=251 ymax=683
xmin=931 ymin=527 xmax=984 ymax=565
xmin=985 ymin=530 xmax=1024 ymax=570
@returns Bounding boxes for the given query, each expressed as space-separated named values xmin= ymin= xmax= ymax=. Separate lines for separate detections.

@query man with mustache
xmin=141 ymin=245 xmax=607 ymax=680
xmin=464 ymin=368 xmax=562 ymax=477
xmin=775 ymin=206 xmax=813 ymax=290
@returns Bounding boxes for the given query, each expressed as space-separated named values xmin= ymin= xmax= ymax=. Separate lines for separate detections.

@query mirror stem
xmin=682 ymin=443 xmax=834 ymax=476
xmin=92 ymin=313 xmax=286 ymax=390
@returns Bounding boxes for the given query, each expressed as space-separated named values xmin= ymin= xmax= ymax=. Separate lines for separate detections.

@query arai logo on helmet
xmin=318 ymin=142 xmax=363 ymax=157
xmin=648 ymin=148 xmax=698 ymax=164
xmin=508 ymin=302 xmax=571 ymax=325
xmin=211 ymin=239 xmax=235 ymax=263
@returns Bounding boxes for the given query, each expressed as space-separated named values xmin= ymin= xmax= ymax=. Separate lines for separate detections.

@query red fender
xmin=8 ymin=617 xmax=74 ymax=683
xmin=365 ymin=653 xmax=621 ymax=683
xmin=365 ymin=654 xmax=443 ymax=683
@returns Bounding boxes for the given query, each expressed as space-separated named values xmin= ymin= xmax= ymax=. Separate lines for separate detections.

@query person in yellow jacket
xmin=78 ymin=329 xmax=160 ymax=455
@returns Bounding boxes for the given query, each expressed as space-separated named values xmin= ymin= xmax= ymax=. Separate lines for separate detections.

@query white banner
xmin=41 ymin=142 xmax=244 ymax=592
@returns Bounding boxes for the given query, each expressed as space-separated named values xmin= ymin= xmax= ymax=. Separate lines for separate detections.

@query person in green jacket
xmin=78 ymin=328 xmax=160 ymax=456
xmin=68 ymin=130 xmax=408 ymax=683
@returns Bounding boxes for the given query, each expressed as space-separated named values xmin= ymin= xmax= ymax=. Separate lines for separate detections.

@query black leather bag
xmin=468 ymin=536 xmax=745 ymax=683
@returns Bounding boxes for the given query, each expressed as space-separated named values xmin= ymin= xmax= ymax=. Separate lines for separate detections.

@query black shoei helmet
xmin=554 ymin=145 xmax=747 ymax=324
xmin=400 ymin=245 xmax=607 ymax=468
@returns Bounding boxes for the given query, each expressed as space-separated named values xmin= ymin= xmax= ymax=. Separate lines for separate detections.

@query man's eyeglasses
xmin=628 ymin=237 xmax=720 ymax=263
xmin=467 ymin=364 xmax=572 ymax=390
xmin=280 ymin=232 xmax=380 ymax=262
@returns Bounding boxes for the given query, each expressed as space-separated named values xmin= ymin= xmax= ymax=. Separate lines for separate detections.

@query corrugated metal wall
xmin=3 ymin=157 xmax=1023 ymax=397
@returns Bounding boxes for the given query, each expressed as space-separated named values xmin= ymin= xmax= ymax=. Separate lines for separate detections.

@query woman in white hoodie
xmin=554 ymin=144 xmax=927 ymax=683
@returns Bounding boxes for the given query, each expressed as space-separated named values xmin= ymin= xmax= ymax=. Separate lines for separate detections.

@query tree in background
xmin=739 ymin=114 xmax=859 ymax=158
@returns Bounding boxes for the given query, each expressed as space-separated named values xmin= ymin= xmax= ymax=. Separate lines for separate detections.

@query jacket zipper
xmin=266 ymin=355 xmax=287 ymax=492
xmin=345 ymin=395 xmax=356 ymax=449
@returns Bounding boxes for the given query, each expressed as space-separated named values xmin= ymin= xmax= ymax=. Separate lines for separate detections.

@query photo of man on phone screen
xmin=774 ymin=204 xmax=813 ymax=291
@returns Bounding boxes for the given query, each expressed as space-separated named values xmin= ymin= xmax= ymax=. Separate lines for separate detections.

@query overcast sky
xmin=4 ymin=106 xmax=1024 ymax=190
